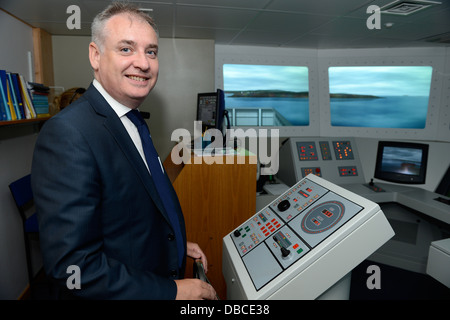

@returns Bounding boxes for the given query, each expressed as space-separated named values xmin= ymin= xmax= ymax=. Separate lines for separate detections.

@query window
xmin=223 ymin=64 xmax=309 ymax=126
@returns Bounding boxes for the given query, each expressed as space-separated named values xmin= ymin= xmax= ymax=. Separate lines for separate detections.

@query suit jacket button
xmin=170 ymin=270 xmax=178 ymax=278
xmin=168 ymin=233 xmax=175 ymax=241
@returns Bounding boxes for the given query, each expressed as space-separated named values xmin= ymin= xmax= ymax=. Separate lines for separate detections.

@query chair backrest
xmin=9 ymin=174 xmax=33 ymax=219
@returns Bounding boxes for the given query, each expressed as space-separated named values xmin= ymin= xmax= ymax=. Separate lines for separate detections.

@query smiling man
xmin=31 ymin=2 xmax=216 ymax=300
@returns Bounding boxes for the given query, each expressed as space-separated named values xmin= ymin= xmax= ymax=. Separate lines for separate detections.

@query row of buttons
xmin=284 ymin=194 xmax=320 ymax=220
xmin=261 ymin=218 xmax=281 ymax=237
xmin=239 ymin=229 xmax=266 ymax=254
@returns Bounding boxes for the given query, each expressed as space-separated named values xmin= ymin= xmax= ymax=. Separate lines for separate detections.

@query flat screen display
xmin=328 ymin=66 xmax=433 ymax=128
xmin=374 ymin=141 xmax=429 ymax=184
xmin=223 ymin=64 xmax=309 ymax=126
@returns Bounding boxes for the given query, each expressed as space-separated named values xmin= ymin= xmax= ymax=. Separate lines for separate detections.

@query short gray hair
xmin=91 ymin=2 xmax=158 ymax=51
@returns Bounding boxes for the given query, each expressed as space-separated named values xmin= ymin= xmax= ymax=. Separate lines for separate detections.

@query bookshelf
xmin=0 ymin=28 xmax=54 ymax=127
xmin=0 ymin=116 xmax=50 ymax=127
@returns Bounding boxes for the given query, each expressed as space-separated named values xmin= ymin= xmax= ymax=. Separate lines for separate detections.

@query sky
xmin=223 ymin=64 xmax=309 ymax=92
xmin=384 ymin=146 xmax=422 ymax=163
xmin=329 ymin=66 xmax=433 ymax=97
xmin=223 ymin=64 xmax=433 ymax=97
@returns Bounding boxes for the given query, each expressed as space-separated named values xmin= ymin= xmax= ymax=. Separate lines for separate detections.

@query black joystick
xmin=281 ymin=247 xmax=291 ymax=258
xmin=277 ymin=199 xmax=290 ymax=212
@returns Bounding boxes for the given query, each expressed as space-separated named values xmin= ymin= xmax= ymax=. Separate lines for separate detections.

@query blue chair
xmin=9 ymin=174 xmax=39 ymax=290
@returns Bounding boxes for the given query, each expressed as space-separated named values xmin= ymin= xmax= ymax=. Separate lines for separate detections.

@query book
xmin=0 ymin=70 xmax=12 ymax=120
xmin=11 ymin=73 xmax=25 ymax=119
xmin=5 ymin=80 xmax=17 ymax=120
xmin=0 ymin=71 xmax=50 ymax=122
xmin=0 ymin=71 xmax=7 ymax=120
xmin=18 ymin=74 xmax=36 ymax=119
xmin=6 ymin=72 xmax=21 ymax=120
xmin=28 ymin=82 xmax=50 ymax=117
xmin=0 ymin=92 xmax=6 ymax=120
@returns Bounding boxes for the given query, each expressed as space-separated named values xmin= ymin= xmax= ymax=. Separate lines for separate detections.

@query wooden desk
xmin=164 ymin=150 xmax=256 ymax=299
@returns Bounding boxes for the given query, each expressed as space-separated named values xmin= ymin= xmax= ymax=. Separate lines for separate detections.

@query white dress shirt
xmin=93 ymin=79 xmax=150 ymax=172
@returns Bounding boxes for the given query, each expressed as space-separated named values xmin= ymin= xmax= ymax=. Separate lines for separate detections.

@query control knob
xmin=281 ymin=247 xmax=291 ymax=258
xmin=277 ymin=199 xmax=290 ymax=212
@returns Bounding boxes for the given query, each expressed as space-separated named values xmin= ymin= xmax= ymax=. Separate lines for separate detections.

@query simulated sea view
xmin=329 ymin=66 xmax=433 ymax=129
xmin=330 ymin=95 xmax=429 ymax=128
xmin=223 ymin=64 xmax=309 ymax=126
xmin=223 ymin=65 xmax=432 ymax=128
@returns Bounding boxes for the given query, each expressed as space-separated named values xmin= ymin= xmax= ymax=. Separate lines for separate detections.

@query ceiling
xmin=2 ymin=0 xmax=450 ymax=49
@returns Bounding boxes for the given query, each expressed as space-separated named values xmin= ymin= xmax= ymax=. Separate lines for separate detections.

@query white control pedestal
xmin=223 ymin=174 xmax=394 ymax=300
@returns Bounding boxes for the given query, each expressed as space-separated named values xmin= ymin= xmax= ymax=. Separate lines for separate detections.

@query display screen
xmin=197 ymin=95 xmax=217 ymax=127
xmin=381 ymin=146 xmax=423 ymax=176
xmin=328 ymin=66 xmax=433 ymax=128
xmin=223 ymin=64 xmax=309 ymax=126
xmin=196 ymin=90 xmax=226 ymax=134
xmin=374 ymin=141 xmax=429 ymax=184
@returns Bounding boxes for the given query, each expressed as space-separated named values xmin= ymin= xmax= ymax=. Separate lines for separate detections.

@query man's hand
xmin=174 ymin=279 xmax=217 ymax=300
xmin=175 ymin=241 xmax=217 ymax=299
xmin=186 ymin=241 xmax=208 ymax=273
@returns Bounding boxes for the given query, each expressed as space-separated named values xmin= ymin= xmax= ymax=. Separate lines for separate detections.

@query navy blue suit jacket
xmin=31 ymin=84 xmax=186 ymax=299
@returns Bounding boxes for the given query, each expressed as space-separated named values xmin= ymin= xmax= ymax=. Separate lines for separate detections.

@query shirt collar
xmin=93 ymin=79 xmax=135 ymax=118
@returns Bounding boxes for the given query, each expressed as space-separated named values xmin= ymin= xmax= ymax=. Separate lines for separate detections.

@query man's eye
xmin=148 ymin=50 xmax=157 ymax=57
xmin=121 ymin=48 xmax=131 ymax=53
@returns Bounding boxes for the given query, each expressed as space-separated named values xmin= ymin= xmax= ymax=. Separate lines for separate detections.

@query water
xmin=330 ymin=96 xmax=428 ymax=129
xmin=225 ymin=95 xmax=429 ymax=128
xmin=381 ymin=159 xmax=422 ymax=175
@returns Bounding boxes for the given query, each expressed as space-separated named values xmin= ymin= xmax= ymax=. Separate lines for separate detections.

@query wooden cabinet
xmin=32 ymin=28 xmax=54 ymax=87
xmin=164 ymin=151 xmax=257 ymax=299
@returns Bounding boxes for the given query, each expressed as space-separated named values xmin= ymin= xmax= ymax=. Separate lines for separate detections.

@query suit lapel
xmin=83 ymin=84 xmax=172 ymax=226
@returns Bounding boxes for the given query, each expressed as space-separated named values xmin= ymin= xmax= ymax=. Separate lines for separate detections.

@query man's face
xmin=89 ymin=13 xmax=159 ymax=109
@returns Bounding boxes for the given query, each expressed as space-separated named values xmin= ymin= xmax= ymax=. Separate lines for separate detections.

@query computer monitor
xmin=374 ymin=141 xmax=429 ymax=184
xmin=196 ymin=89 xmax=225 ymax=133
xmin=435 ymin=165 xmax=450 ymax=197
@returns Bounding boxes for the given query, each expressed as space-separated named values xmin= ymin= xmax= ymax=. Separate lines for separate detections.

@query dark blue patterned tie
xmin=126 ymin=109 xmax=184 ymax=268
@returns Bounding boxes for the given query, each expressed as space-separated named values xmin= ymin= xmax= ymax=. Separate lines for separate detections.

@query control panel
xmin=277 ymin=137 xmax=365 ymax=187
xmin=223 ymin=174 xmax=394 ymax=300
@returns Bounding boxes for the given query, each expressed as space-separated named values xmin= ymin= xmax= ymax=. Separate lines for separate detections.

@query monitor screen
xmin=435 ymin=165 xmax=450 ymax=197
xmin=328 ymin=66 xmax=433 ymax=128
xmin=196 ymin=89 xmax=225 ymax=133
xmin=223 ymin=64 xmax=309 ymax=126
xmin=374 ymin=141 xmax=429 ymax=184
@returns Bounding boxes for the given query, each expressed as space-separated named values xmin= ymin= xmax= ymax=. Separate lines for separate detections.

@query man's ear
xmin=89 ymin=42 xmax=100 ymax=71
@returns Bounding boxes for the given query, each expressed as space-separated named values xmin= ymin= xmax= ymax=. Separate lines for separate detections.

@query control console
xmin=277 ymin=137 xmax=365 ymax=187
xmin=223 ymin=174 xmax=394 ymax=300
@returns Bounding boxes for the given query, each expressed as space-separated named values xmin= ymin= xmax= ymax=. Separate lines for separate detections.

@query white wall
xmin=317 ymin=47 xmax=450 ymax=143
xmin=52 ymin=36 xmax=93 ymax=90
xmin=215 ymin=45 xmax=450 ymax=143
xmin=0 ymin=10 xmax=39 ymax=299
xmin=215 ymin=44 xmax=450 ymax=192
